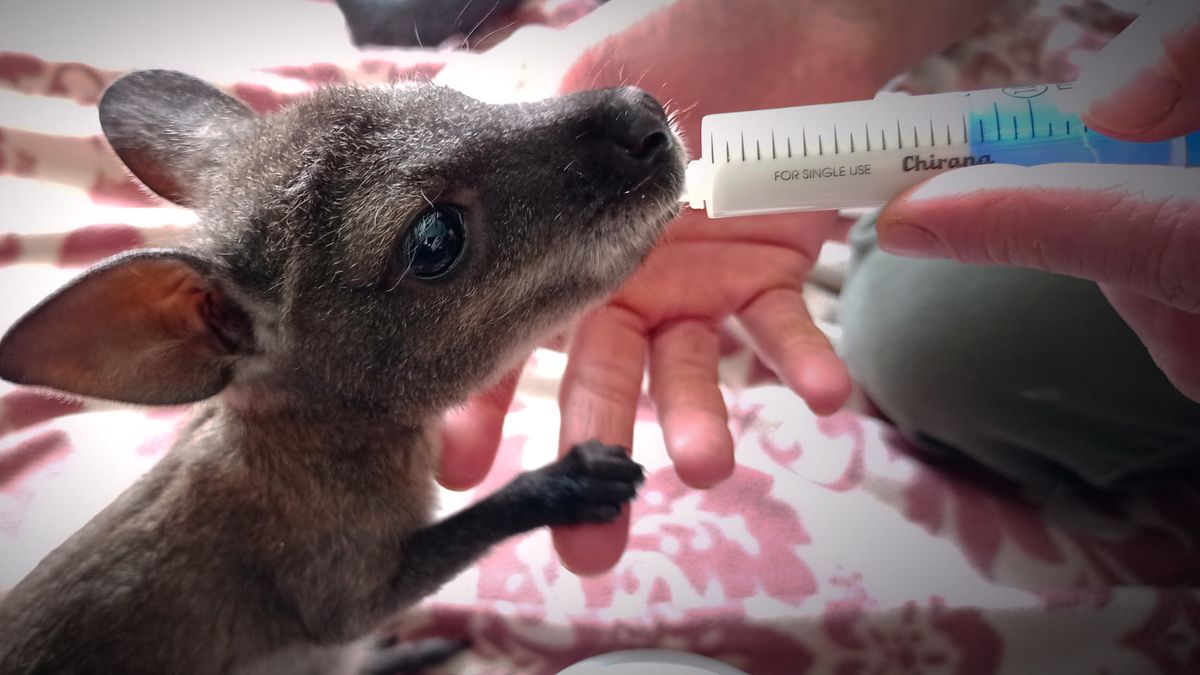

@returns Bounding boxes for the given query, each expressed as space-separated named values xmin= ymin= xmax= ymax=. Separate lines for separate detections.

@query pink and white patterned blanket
xmin=2 ymin=1 xmax=1198 ymax=673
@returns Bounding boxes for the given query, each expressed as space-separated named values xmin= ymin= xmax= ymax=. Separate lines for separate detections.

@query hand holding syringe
xmin=679 ymin=0 xmax=1198 ymax=400
xmin=682 ymin=0 xmax=1196 ymax=402
xmin=870 ymin=0 xmax=1200 ymax=402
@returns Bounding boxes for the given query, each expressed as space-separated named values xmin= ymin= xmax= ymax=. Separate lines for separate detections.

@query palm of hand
xmin=614 ymin=210 xmax=827 ymax=324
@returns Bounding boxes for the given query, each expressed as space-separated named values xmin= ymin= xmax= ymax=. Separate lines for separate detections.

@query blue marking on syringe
xmin=967 ymin=90 xmax=1197 ymax=167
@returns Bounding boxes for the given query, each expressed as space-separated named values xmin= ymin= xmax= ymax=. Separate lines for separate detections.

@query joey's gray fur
xmin=0 ymin=70 xmax=685 ymax=674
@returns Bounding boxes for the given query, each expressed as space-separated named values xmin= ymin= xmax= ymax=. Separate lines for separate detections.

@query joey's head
xmin=0 ymin=70 xmax=685 ymax=419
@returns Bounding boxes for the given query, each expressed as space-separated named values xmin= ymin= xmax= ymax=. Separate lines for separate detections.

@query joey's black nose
xmin=601 ymin=87 xmax=672 ymax=168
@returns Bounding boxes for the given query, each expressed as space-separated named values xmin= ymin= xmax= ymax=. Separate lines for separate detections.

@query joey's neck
xmin=172 ymin=402 xmax=442 ymax=535
xmin=201 ymin=395 xmax=439 ymax=476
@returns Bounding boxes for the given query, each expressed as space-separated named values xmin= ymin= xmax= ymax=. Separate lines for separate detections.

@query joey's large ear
xmin=0 ymin=250 xmax=254 ymax=405
xmin=99 ymin=70 xmax=255 ymax=206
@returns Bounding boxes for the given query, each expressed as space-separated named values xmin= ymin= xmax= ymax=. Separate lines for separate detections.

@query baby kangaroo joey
xmin=0 ymin=70 xmax=685 ymax=674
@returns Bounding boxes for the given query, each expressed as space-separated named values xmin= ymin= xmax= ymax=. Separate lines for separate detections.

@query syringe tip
xmin=680 ymin=159 xmax=710 ymax=210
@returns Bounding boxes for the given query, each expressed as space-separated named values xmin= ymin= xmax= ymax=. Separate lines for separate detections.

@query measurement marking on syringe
xmin=693 ymin=82 xmax=1196 ymax=216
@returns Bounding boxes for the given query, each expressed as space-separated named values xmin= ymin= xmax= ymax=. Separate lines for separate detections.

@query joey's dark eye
xmin=403 ymin=205 xmax=465 ymax=280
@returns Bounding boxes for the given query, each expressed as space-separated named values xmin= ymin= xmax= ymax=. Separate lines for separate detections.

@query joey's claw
xmin=564 ymin=440 xmax=646 ymax=483
xmin=514 ymin=439 xmax=644 ymax=527
xmin=576 ymin=503 xmax=622 ymax=524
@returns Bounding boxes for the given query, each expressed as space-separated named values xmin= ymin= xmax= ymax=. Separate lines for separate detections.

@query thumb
xmin=876 ymin=163 xmax=1200 ymax=313
xmin=1077 ymin=0 xmax=1200 ymax=141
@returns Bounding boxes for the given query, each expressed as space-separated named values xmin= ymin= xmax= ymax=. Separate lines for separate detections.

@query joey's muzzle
xmin=559 ymin=86 xmax=679 ymax=188
xmin=601 ymin=87 xmax=673 ymax=170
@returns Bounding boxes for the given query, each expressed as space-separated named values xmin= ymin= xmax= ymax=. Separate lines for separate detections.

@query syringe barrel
xmin=686 ymin=82 xmax=1199 ymax=219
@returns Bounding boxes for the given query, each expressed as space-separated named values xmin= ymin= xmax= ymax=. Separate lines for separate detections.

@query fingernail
xmin=1086 ymin=71 xmax=1181 ymax=135
xmin=1075 ymin=4 xmax=1187 ymax=135
xmin=879 ymin=222 xmax=944 ymax=258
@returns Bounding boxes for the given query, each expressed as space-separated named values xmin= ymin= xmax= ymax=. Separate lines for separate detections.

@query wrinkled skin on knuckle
xmin=1097 ymin=192 xmax=1200 ymax=312
xmin=1147 ymin=200 xmax=1200 ymax=313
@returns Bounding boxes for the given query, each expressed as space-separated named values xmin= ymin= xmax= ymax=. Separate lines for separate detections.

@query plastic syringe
xmin=681 ymin=82 xmax=1200 ymax=218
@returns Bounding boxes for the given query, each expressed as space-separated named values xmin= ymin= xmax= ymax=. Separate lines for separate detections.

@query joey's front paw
xmin=519 ymin=440 xmax=644 ymax=528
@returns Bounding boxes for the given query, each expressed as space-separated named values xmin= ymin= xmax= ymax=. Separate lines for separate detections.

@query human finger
xmin=877 ymin=163 xmax=1200 ymax=312
xmin=648 ymin=318 xmax=734 ymax=489
xmin=553 ymin=304 xmax=648 ymax=575
xmin=437 ymin=366 xmax=522 ymax=491
xmin=738 ymin=287 xmax=852 ymax=415
xmin=1102 ymin=285 xmax=1200 ymax=401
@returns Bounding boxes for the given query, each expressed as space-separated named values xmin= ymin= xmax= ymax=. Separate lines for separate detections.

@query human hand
xmin=876 ymin=0 xmax=1200 ymax=402
xmin=439 ymin=0 xmax=1009 ymax=574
